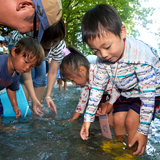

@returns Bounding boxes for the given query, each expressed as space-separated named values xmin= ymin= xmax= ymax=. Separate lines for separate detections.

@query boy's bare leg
xmin=108 ymin=111 xmax=114 ymax=128
xmin=125 ymin=109 xmax=139 ymax=144
xmin=114 ymin=112 xmax=127 ymax=142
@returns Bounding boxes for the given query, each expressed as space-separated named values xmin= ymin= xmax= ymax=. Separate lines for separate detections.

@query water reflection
xmin=0 ymin=83 xmax=160 ymax=160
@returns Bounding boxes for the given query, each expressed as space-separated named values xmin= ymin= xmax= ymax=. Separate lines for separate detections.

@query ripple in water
xmin=0 ymin=83 xmax=160 ymax=160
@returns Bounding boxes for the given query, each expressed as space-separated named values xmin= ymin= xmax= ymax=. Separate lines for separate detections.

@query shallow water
xmin=0 ymin=83 xmax=160 ymax=160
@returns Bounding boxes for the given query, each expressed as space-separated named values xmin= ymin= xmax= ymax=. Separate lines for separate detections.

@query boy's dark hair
xmin=41 ymin=18 xmax=66 ymax=44
xmin=81 ymin=4 xmax=122 ymax=43
xmin=60 ymin=46 xmax=90 ymax=79
xmin=13 ymin=37 xmax=44 ymax=67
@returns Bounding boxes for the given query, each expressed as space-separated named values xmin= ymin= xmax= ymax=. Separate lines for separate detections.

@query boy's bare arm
xmin=45 ymin=60 xmax=59 ymax=113
xmin=102 ymin=102 xmax=113 ymax=114
xmin=6 ymin=88 xmax=21 ymax=119
xmin=97 ymin=102 xmax=113 ymax=115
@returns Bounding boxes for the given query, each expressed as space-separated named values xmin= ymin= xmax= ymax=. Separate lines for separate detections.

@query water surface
xmin=0 ymin=83 xmax=160 ymax=160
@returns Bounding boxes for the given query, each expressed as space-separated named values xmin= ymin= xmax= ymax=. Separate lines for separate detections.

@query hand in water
xmin=129 ymin=132 xmax=147 ymax=155
xmin=33 ymin=99 xmax=43 ymax=116
xmin=80 ymin=122 xmax=91 ymax=140
xmin=13 ymin=106 xmax=21 ymax=119
xmin=45 ymin=97 xmax=57 ymax=114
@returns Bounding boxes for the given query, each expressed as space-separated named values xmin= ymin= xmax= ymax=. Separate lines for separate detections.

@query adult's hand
xmin=32 ymin=98 xmax=43 ymax=116
xmin=45 ymin=97 xmax=57 ymax=114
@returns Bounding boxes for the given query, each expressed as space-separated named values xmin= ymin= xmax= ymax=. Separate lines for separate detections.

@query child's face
xmin=69 ymin=75 xmax=87 ymax=87
xmin=67 ymin=66 xmax=89 ymax=87
xmin=87 ymin=28 xmax=126 ymax=62
xmin=11 ymin=51 xmax=37 ymax=73
xmin=67 ymin=72 xmax=88 ymax=87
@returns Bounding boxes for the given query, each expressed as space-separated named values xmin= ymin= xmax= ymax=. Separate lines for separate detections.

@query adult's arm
xmin=45 ymin=60 xmax=59 ymax=113
xmin=45 ymin=40 xmax=66 ymax=113
xmin=22 ymin=72 xmax=43 ymax=115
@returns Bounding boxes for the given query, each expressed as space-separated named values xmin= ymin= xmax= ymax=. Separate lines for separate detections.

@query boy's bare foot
xmin=116 ymin=134 xmax=126 ymax=143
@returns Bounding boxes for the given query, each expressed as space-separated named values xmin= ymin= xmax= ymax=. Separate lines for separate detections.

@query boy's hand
xmin=97 ymin=102 xmax=113 ymax=115
xmin=33 ymin=99 xmax=43 ymax=116
xmin=13 ymin=106 xmax=21 ymax=119
xmin=80 ymin=122 xmax=91 ymax=140
xmin=129 ymin=132 xmax=147 ymax=155
xmin=105 ymin=103 xmax=113 ymax=113
xmin=96 ymin=108 xmax=102 ymax=115
xmin=45 ymin=97 xmax=57 ymax=114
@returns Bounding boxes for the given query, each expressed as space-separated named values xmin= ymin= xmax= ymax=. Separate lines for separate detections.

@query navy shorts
xmin=113 ymin=96 xmax=160 ymax=120
xmin=0 ymin=99 xmax=3 ymax=115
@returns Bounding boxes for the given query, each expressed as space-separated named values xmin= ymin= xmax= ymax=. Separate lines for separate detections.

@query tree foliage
xmin=62 ymin=0 xmax=155 ymax=54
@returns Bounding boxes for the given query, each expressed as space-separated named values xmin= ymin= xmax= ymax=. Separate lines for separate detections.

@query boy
xmin=80 ymin=4 xmax=160 ymax=156
xmin=0 ymin=37 xmax=44 ymax=122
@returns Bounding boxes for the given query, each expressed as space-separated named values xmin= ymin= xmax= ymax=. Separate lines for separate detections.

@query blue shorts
xmin=56 ymin=68 xmax=60 ymax=79
xmin=19 ymin=61 xmax=47 ymax=88
xmin=113 ymin=96 xmax=160 ymax=120
xmin=0 ymin=99 xmax=3 ymax=115
xmin=46 ymin=61 xmax=50 ymax=74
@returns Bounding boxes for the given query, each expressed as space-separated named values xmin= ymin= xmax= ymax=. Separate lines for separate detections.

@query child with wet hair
xmin=80 ymin=4 xmax=160 ymax=156
xmin=60 ymin=46 xmax=119 ymax=122
xmin=0 ymin=37 xmax=44 ymax=122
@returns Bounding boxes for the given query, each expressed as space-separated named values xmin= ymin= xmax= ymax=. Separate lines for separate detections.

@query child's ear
xmin=79 ymin=66 xmax=87 ymax=76
xmin=11 ymin=47 xmax=17 ymax=57
xmin=120 ymin=25 xmax=127 ymax=39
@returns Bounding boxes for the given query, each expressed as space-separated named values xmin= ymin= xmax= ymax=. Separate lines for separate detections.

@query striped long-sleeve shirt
xmin=76 ymin=64 xmax=119 ymax=114
xmin=84 ymin=36 xmax=160 ymax=136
